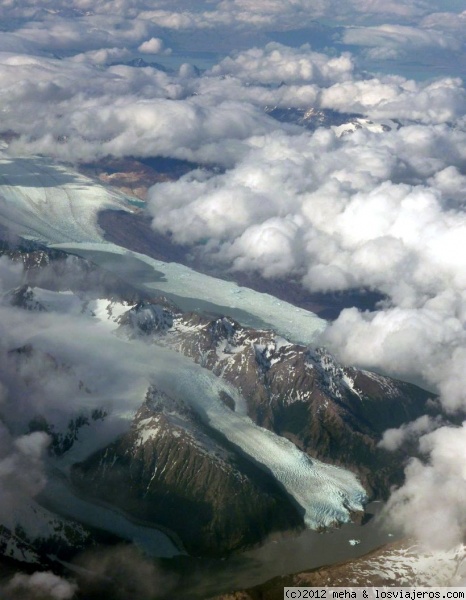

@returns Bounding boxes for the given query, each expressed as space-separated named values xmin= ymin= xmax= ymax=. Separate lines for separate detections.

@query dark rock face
xmin=119 ymin=300 xmax=180 ymax=335
xmin=121 ymin=302 xmax=439 ymax=498
xmin=4 ymin=285 xmax=47 ymax=311
xmin=71 ymin=388 xmax=302 ymax=557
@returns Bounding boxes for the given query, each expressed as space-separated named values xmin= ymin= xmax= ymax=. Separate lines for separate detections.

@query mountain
xmin=210 ymin=540 xmax=466 ymax=599
xmin=71 ymin=386 xmax=302 ymax=557
xmin=265 ymin=106 xmax=400 ymax=136
xmin=121 ymin=298 xmax=440 ymax=498
xmin=0 ymin=153 xmax=460 ymax=600
xmin=0 ymin=219 xmax=450 ymax=577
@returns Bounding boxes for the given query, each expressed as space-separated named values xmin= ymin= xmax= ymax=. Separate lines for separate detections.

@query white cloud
xmin=382 ymin=423 xmax=466 ymax=550
xmin=209 ymin=43 xmax=356 ymax=86
xmin=71 ymin=46 xmax=131 ymax=65
xmin=342 ymin=23 xmax=462 ymax=55
xmin=0 ymin=0 xmax=465 ymax=558
xmin=138 ymin=36 xmax=167 ymax=54
xmin=379 ymin=415 xmax=442 ymax=451
xmin=0 ymin=421 xmax=50 ymax=530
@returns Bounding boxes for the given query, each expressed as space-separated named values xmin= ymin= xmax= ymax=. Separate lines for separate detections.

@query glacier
xmin=0 ymin=154 xmax=325 ymax=345
xmin=12 ymin=303 xmax=366 ymax=531
xmin=0 ymin=155 xmax=128 ymax=243
xmin=0 ymin=154 xmax=365 ymax=532
xmin=54 ymin=242 xmax=326 ymax=346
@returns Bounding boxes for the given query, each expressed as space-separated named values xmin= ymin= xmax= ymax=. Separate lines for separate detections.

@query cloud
xmin=2 ymin=571 xmax=77 ymax=600
xmin=0 ymin=420 xmax=50 ymax=531
xmin=71 ymin=46 xmax=131 ymax=65
xmin=379 ymin=415 xmax=442 ymax=451
xmin=139 ymin=58 xmax=466 ymax=551
xmin=148 ymin=123 xmax=466 ymax=291
xmin=137 ymin=36 xmax=167 ymax=54
xmin=209 ymin=43 xmax=356 ymax=86
xmin=341 ymin=23 xmax=462 ymax=56
xmin=0 ymin=0 xmax=465 ymax=560
xmin=381 ymin=423 xmax=466 ymax=550
xmin=0 ymin=41 xmax=463 ymax=167
xmin=74 ymin=544 xmax=177 ymax=599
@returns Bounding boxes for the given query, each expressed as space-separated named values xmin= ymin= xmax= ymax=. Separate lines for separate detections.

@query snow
xmin=153 ymin=363 xmax=367 ymax=528
xmin=341 ymin=374 xmax=363 ymax=400
xmin=351 ymin=543 xmax=466 ymax=586
xmin=40 ymin=472 xmax=180 ymax=557
xmin=0 ymin=497 xmax=89 ymax=563
xmin=332 ymin=118 xmax=395 ymax=137
xmin=20 ymin=288 xmax=134 ymax=330
xmin=27 ymin=312 xmax=365 ymax=531
xmin=90 ymin=298 xmax=135 ymax=328
xmin=4 ymin=537 xmax=39 ymax=564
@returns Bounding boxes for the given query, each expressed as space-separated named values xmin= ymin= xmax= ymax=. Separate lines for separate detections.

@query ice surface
xmin=166 ymin=367 xmax=367 ymax=528
xmin=5 ymin=301 xmax=365 ymax=531
xmin=0 ymin=155 xmax=129 ymax=243
xmin=55 ymin=243 xmax=326 ymax=346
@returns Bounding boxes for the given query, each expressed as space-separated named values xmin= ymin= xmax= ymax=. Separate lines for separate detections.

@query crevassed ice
xmin=158 ymin=365 xmax=367 ymax=528
xmin=28 ymin=305 xmax=364 ymax=530
xmin=0 ymin=156 xmax=364 ymax=527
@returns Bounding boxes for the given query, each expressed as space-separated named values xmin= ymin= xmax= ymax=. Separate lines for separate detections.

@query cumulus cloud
xmin=209 ymin=43 xmax=356 ymax=86
xmin=139 ymin=48 xmax=465 ymax=550
xmin=0 ymin=420 xmax=50 ymax=532
xmin=0 ymin=41 xmax=463 ymax=167
xmin=71 ymin=46 xmax=131 ymax=65
xmin=138 ymin=36 xmax=168 ymax=54
xmin=381 ymin=423 xmax=466 ymax=550
xmin=148 ymin=124 xmax=466 ymax=289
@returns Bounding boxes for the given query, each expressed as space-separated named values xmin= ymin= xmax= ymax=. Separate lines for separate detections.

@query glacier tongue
xmin=23 ymin=306 xmax=364 ymax=531
xmin=155 ymin=365 xmax=367 ymax=528
xmin=54 ymin=242 xmax=326 ymax=347
xmin=0 ymin=154 xmax=325 ymax=345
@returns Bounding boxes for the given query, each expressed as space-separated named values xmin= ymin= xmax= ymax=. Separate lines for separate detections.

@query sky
xmin=0 ymin=0 xmax=465 ymax=570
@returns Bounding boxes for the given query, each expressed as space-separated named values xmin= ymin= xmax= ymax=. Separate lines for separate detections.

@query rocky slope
xmin=71 ymin=387 xmax=302 ymax=557
xmin=264 ymin=106 xmax=399 ymax=136
xmin=121 ymin=300 xmax=441 ymax=497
